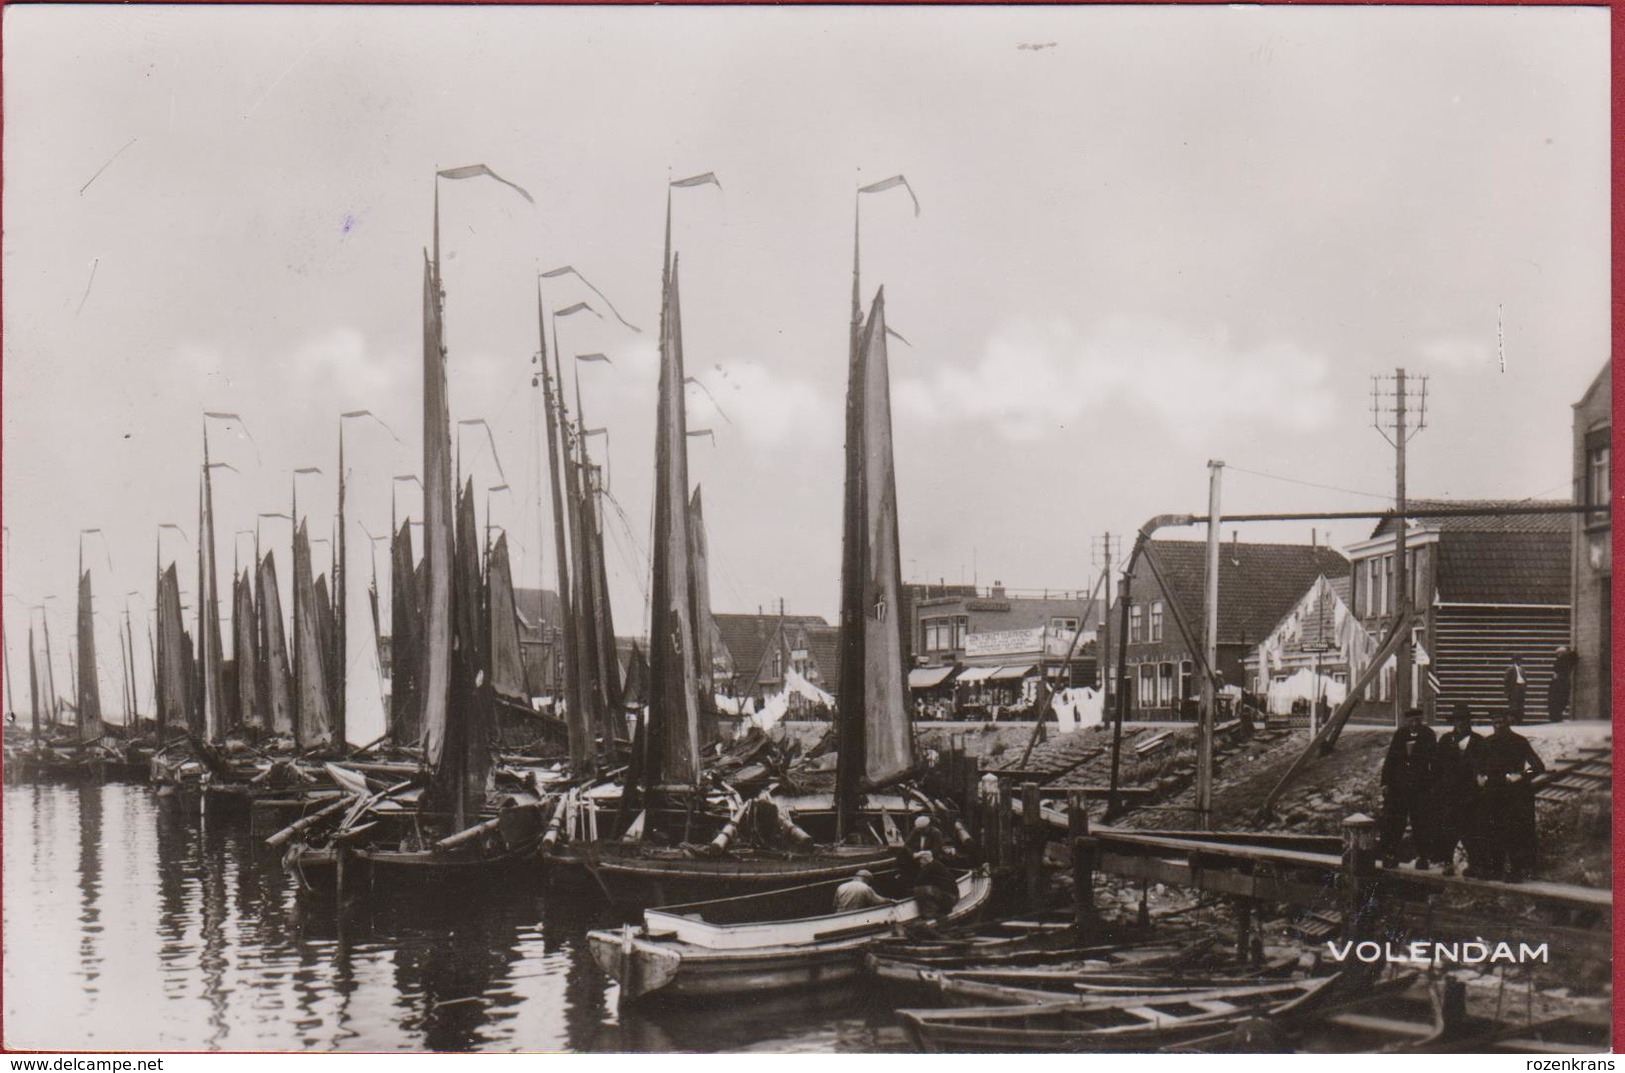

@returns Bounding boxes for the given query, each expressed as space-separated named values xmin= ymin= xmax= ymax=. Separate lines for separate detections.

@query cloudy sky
xmin=1 ymin=4 xmax=1608 ymax=731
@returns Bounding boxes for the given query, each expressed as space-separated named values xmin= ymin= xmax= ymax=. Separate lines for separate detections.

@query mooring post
xmin=1340 ymin=812 xmax=1379 ymax=940
xmin=997 ymin=777 xmax=1014 ymax=870
xmin=1234 ymin=898 xmax=1254 ymax=961
xmin=1068 ymin=790 xmax=1096 ymax=932
xmin=1022 ymin=781 xmax=1046 ymax=906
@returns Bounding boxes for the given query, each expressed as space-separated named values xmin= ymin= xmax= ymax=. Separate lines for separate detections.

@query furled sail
xmin=420 ymin=250 xmax=454 ymax=774
xmin=389 ymin=520 xmax=422 ymax=746
xmin=257 ymin=553 xmax=294 ymax=735
xmin=688 ymin=486 xmax=719 ymax=736
xmin=27 ymin=626 xmax=40 ymax=741
xmin=645 ymin=253 xmax=702 ymax=789
xmin=488 ymin=532 xmax=527 ymax=702
xmin=76 ymin=568 xmax=103 ymax=740
xmin=293 ymin=521 xmax=333 ymax=746
xmin=233 ymin=570 xmax=261 ymax=728
xmin=583 ymin=459 xmax=622 ymax=745
xmin=201 ymin=447 xmax=227 ymax=741
xmin=837 ymin=288 xmax=914 ymax=823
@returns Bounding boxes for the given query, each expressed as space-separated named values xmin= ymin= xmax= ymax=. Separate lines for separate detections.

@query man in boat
xmin=1427 ymin=703 xmax=1484 ymax=877
xmin=833 ymin=868 xmax=888 ymax=912
xmin=1474 ymin=712 xmax=1546 ymax=883
xmin=910 ymin=850 xmax=958 ymax=921
xmin=1378 ymin=706 xmax=1437 ymax=870
xmin=906 ymin=813 xmax=946 ymax=859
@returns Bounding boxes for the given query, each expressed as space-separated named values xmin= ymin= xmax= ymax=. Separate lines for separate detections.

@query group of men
xmin=833 ymin=814 xmax=963 ymax=919
xmin=1379 ymin=704 xmax=1546 ymax=882
xmin=1504 ymin=648 xmax=1578 ymax=724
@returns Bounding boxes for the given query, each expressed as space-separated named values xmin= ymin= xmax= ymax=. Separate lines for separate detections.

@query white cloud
xmin=1416 ymin=335 xmax=1492 ymax=371
xmin=896 ymin=316 xmax=1337 ymax=444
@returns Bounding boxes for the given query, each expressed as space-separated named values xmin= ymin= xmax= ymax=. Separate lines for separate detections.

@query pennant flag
xmin=341 ymin=409 xmax=405 ymax=445
xmin=682 ymin=377 xmax=733 ymax=425
xmin=886 ymin=326 xmax=913 ymax=348
xmin=576 ymin=353 xmax=613 ymax=364
xmin=671 ymin=172 xmax=722 ymax=190
xmin=436 ymin=163 xmax=534 ymax=204
xmin=554 ymin=301 xmax=600 ymax=320
xmin=456 ymin=419 xmax=508 ymax=484
xmin=203 ymin=411 xmax=261 ymax=461
xmin=687 ymin=429 xmax=716 ymax=446
xmin=858 ymin=174 xmax=921 ymax=216
xmin=539 ymin=265 xmax=641 ymax=332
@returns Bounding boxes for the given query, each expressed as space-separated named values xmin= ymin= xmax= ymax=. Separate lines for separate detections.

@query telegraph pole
xmin=1372 ymin=369 xmax=1429 ymax=724
xmin=1090 ymin=533 xmax=1120 ymax=697
xmin=1198 ymin=461 xmax=1223 ymax=831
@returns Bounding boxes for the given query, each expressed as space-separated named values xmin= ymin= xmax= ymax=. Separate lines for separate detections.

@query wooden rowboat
xmin=588 ymin=866 xmax=993 ymax=1003
xmin=898 ymin=975 xmax=1335 ymax=1053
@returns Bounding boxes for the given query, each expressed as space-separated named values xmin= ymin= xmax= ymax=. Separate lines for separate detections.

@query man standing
xmin=1428 ymin=704 xmax=1484 ymax=877
xmin=906 ymin=812 xmax=947 ymax=859
xmin=1503 ymin=656 xmax=1528 ymax=724
xmin=1379 ymin=707 xmax=1437 ymax=869
xmin=1476 ymin=713 xmax=1546 ymax=882
xmin=1548 ymin=646 xmax=1577 ymax=722
xmin=910 ymin=850 xmax=959 ymax=921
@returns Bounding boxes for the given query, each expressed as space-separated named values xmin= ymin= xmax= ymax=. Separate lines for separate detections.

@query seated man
xmin=911 ymin=850 xmax=959 ymax=920
xmin=906 ymin=813 xmax=946 ymax=859
xmin=833 ymin=869 xmax=888 ymax=912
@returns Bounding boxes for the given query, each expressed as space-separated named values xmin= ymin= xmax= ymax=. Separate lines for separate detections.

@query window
xmin=1129 ymin=604 xmax=1143 ymax=642
xmin=1383 ymin=555 xmax=1394 ymax=615
xmin=1149 ymin=601 xmax=1164 ymax=642
xmin=1587 ymin=427 xmax=1611 ymax=522
xmin=1157 ymin=662 xmax=1175 ymax=707
xmin=1049 ymin=616 xmax=1079 ymax=635
xmin=1179 ymin=660 xmax=1195 ymax=700
xmin=922 ymin=616 xmax=966 ymax=653
xmin=1137 ymin=664 xmax=1155 ymax=708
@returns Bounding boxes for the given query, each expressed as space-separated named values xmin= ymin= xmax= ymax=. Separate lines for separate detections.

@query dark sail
xmin=234 ymin=570 xmax=261 ymax=729
xmin=688 ymin=486 xmax=719 ymax=742
xmin=447 ymin=478 xmax=492 ymax=829
xmin=76 ymin=568 xmax=103 ymax=740
xmin=293 ymin=522 xmax=333 ymax=746
xmin=836 ymin=288 xmax=914 ymax=831
xmin=257 ymin=553 xmax=294 ymax=736
xmin=421 ymin=249 xmax=454 ymax=776
xmin=488 ymin=532 xmax=527 ymax=702
xmin=390 ymin=521 xmax=422 ymax=746
xmin=645 ymin=253 xmax=702 ymax=790
xmin=155 ymin=564 xmax=194 ymax=737
xmin=583 ymin=460 xmax=623 ymax=746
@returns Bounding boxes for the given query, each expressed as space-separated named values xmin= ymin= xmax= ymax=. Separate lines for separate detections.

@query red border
xmin=0 ymin=0 xmax=1618 ymax=1057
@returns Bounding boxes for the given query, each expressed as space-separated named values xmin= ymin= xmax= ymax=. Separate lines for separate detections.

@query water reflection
xmin=4 ymin=781 xmax=897 ymax=1053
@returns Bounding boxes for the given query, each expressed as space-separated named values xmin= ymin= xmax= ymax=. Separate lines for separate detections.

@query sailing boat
xmin=276 ymin=175 xmax=547 ymax=895
xmin=545 ymin=200 xmax=944 ymax=910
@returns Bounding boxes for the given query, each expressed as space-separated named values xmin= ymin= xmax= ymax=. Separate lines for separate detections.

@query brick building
xmin=1344 ymin=501 xmax=1571 ymax=721
xmin=1571 ymin=363 xmax=1611 ymax=719
xmin=1106 ymin=540 xmax=1351 ymax=721
xmin=713 ymin=612 xmax=839 ymax=704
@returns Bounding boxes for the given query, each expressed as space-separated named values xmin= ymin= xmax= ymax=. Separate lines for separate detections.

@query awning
xmin=908 ymin=666 xmax=958 ymax=690
xmin=990 ymin=664 xmax=1037 ymax=682
xmin=956 ymin=666 xmax=998 ymax=684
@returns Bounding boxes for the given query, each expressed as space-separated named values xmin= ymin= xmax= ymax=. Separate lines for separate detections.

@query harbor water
xmin=3 ymin=780 xmax=906 ymax=1053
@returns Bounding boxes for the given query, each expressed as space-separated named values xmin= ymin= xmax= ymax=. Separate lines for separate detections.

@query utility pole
xmin=1091 ymin=533 xmax=1119 ymax=697
xmin=1372 ymin=369 xmax=1429 ymax=724
xmin=1198 ymin=461 xmax=1223 ymax=831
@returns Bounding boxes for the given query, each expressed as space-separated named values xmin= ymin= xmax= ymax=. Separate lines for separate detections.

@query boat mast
xmin=334 ymin=422 xmax=347 ymax=749
xmin=836 ymin=198 xmax=866 ymax=839
xmin=536 ymin=284 xmax=587 ymax=771
xmin=28 ymin=625 xmax=40 ymax=743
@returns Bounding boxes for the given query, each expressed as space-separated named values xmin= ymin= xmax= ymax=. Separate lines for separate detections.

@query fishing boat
xmin=923 ymin=961 xmax=1303 ymax=1008
xmin=545 ymin=184 xmax=956 ymax=907
xmin=897 ymin=975 xmax=1336 ymax=1053
xmin=276 ymin=166 xmax=550 ymax=893
xmin=588 ymin=865 xmax=993 ymax=1003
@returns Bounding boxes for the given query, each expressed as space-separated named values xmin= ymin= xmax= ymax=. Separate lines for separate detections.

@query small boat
xmin=588 ymin=866 xmax=994 ymax=1003
xmin=898 ymin=975 xmax=1335 ymax=1053
xmin=925 ymin=963 xmax=1307 ymax=1009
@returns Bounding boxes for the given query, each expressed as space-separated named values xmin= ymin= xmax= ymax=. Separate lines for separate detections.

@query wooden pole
xmin=1340 ymin=812 xmax=1378 ymax=940
xmin=1022 ymin=780 xmax=1045 ymax=906
xmin=1198 ymin=461 xmax=1223 ymax=831
xmin=1068 ymin=789 xmax=1095 ymax=932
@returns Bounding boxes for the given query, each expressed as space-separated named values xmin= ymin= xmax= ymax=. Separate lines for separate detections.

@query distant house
xmin=513 ymin=588 xmax=563 ymax=698
xmin=1571 ymin=363 xmax=1611 ymax=720
xmin=1243 ymin=574 xmax=1376 ymax=719
xmin=1345 ymin=500 xmax=1572 ymax=721
xmin=713 ymin=612 xmax=838 ymax=703
xmin=1105 ymin=539 xmax=1352 ymax=721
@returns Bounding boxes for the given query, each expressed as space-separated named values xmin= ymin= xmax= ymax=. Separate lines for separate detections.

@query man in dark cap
xmin=1379 ymin=707 xmax=1437 ymax=869
xmin=1476 ymin=712 xmax=1546 ymax=882
xmin=1428 ymin=703 xmax=1484 ymax=877
xmin=911 ymin=850 xmax=960 ymax=921
xmin=1548 ymin=646 xmax=1577 ymax=722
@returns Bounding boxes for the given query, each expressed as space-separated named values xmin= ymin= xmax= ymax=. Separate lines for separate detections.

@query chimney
xmin=1311 ymin=528 xmax=1317 ymax=550
xmin=992 ymin=580 xmax=1006 ymax=598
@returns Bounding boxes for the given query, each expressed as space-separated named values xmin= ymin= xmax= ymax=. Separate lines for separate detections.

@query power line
xmin=1225 ymin=464 xmax=1394 ymax=502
